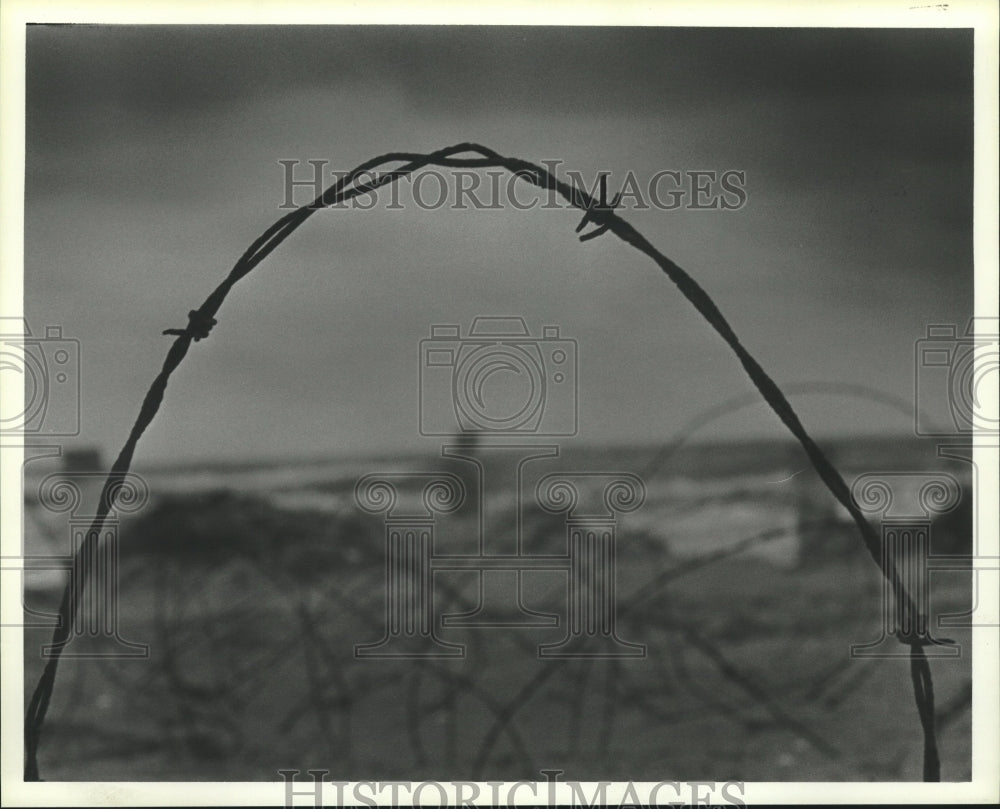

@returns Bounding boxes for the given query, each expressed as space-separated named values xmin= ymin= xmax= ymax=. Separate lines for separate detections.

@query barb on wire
xmin=163 ymin=310 xmax=217 ymax=341
xmin=23 ymin=142 xmax=939 ymax=782
xmin=575 ymin=173 xmax=623 ymax=242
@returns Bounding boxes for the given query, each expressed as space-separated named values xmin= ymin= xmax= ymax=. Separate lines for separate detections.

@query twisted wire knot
xmin=163 ymin=310 xmax=217 ymax=341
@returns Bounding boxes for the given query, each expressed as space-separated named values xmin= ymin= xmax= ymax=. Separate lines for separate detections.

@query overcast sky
xmin=22 ymin=25 xmax=973 ymax=464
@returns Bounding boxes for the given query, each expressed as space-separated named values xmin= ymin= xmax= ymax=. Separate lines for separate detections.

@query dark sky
xmin=22 ymin=25 xmax=974 ymax=463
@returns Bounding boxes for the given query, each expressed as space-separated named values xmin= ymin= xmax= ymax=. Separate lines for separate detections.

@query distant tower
xmin=63 ymin=447 xmax=102 ymax=472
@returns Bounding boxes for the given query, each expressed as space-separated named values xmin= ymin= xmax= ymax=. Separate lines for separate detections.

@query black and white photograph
xmin=1 ymin=1 xmax=998 ymax=806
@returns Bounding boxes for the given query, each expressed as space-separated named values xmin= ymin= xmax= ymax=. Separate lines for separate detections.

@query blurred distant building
xmin=22 ymin=447 xmax=105 ymax=592
xmin=62 ymin=447 xmax=103 ymax=473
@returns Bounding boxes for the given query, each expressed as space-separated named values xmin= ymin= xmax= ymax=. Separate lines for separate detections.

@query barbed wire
xmin=24 ymin=142 xmax=940 ymax=782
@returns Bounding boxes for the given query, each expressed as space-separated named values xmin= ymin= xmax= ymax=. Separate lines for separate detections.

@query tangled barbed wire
xmin=24 ymin=142 xmax=942 ymax=782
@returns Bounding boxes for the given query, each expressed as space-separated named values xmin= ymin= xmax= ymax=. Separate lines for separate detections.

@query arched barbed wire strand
xmin=675 ymin=621 xmax=843 ymax=761
xmin=639 ymin=381 xmax=926 ymax=482
xmin=476 ymin=519 xmax=854 ymax=774
xmin=619 ymin=519 xmax=838 ymax=615
xmin=911 ymin=650 xmax=940 ymax=781
xmin=24 ymin=142 xmax=939 ymax=781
